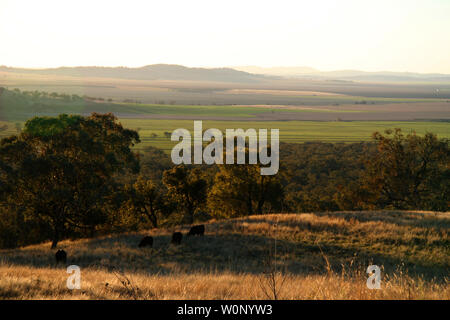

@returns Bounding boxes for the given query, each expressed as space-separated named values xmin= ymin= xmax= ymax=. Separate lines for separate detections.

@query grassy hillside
xmin=0 ymin=211 xmax=448 ymax=299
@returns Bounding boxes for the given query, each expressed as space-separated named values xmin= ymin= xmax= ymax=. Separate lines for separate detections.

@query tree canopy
xmin=0 ymin=113 xmax=140 ymax=248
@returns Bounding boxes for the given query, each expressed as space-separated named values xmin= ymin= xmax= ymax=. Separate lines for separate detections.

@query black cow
xmin=55 ymin=249 xmax=67 ymax=265
xmin=187 ymin=225 xmax=205 ymax=236
xmin=138 ymin=236 xmax=153 ymax=248
xmin=171 ymin=232 xmax=183 ymax=245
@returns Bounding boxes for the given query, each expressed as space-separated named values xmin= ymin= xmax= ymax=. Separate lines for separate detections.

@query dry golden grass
xmin=0 ymin=211 xmax=448 ymax=300
xmin=0 ymin=265 xmax=447 ymax=300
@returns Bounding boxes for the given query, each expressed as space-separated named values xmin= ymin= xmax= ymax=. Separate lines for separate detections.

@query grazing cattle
xmin=171 ymin=232 xmax=182 ymax=245
xmin=55 ymin=249 xmax=67 ymax=265
xmin=187 ymin=225 xmax=205 ymax=236
xmin=138 ymin=236 xmax=153 ymax=248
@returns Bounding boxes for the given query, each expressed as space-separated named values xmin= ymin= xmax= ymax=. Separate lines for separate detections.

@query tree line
xmin=0 ymin=113 xmax=448 ymax=248
xmin=1 ymin=87 xmax=104 ymax=103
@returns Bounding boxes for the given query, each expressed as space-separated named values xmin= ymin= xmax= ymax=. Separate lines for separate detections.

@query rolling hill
xmin=0 ymin=211 xmax=448 ymax=299
xmin=0 ymin=64 xmax=266 ymax=83
xmin=233 ymin=66 xmax=450 ymax=82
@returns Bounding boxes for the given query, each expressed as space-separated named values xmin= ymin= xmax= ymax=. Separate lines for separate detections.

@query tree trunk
xmin=247 ymin=193 xmax=253 ymax=215
xmin=89 ymin=225 xmax=96 ymax=238
xmin=145 ymin=210 xmax=158 ymax=228
xmin=149 ymin=203 xmax=158 ymax=228
xmin=186 ymin=202 xmax=194 ymax=224
xmin=257 ymin=176 xmax=266 ymax=215
xmin=51 ymin=218 xmax=63 ymax=249
xmin=51 ymin=230 xmax=59 ymax=249
xmin=257 ymin=199 xmax=264 ymax=215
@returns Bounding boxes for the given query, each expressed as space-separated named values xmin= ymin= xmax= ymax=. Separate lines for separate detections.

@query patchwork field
xmin=0 ymin=211 xmax=448 ymax=300
xmin=1 ymin=81 xmax=449 ymax=152
xmin=2 ymin=69 xmax=450 ymax=104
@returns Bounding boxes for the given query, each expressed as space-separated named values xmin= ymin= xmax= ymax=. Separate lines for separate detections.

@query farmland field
xmin=1 ymin=117 xmax=448 ymax=152
xmin=1 ymin=76 xmax=449 ymax=152
xmin=119 ymin=119 xmax=450 ymax=151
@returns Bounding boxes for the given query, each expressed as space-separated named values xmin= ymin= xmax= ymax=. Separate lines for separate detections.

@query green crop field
xmin=118 ymin=119 xmax=450 ymax=152
xmin=2 ymin=118 xmax=448 ymax=153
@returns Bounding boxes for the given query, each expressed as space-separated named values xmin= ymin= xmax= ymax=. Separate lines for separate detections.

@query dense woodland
xmin=0 ymin=112 xmax=448 ymax=249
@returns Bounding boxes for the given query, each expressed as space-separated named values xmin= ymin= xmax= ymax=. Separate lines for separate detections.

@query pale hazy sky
xmin=1 ymin=0 xmax=449 ymax=73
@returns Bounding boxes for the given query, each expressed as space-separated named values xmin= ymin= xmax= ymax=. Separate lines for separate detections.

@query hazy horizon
xmin=1 ymin=0 xmax=449 ymax=73
xmin=2 ymin=63 xmax=450 ymax=76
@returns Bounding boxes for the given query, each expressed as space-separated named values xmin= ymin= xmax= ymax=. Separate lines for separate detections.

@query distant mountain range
xmin=1 ymin=64 xmax=450 ymax=83
xmin=233 ymin=66 xmax=450 ymax=82
xmin=0 ymin=64 xmax=266 ymax=83
xmin=231 ymin=66 xmax=319 ymax=77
